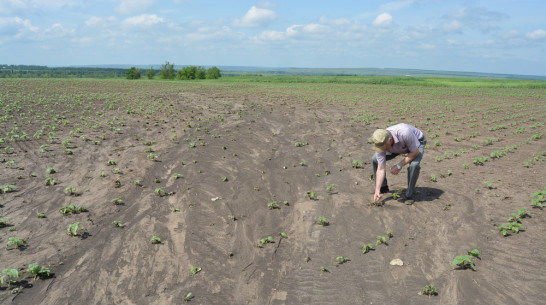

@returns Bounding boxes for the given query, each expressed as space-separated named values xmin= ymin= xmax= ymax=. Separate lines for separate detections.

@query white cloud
xmin=0 ymin=0 xmax=80 ymax=15
xmin=417 ymin=43 xmax=435 ymax=50
xmin=234 ymin=6 xmax=277 ymax=28
xmin=115 ymin=0 xmax=155 ymax=15
xmin=85 ymin=16 xmax=117 ymax=28
xmin=526 ymin=29 xmax=546 ymax=40
xmin=319 ymin=16 xmax=351 ymax=26
xmin=0 ymin=17 xmax=38 ymax=36
xmin=443 ymin=20 xmax=462 ymax=32
xmin=373 ymin=13 xmax=392 ymax=27
xmin=444 ymin=7 xmax=508 ymax=32
xmin=259 ymin=30 xmax=285 ymax=41
xmin=122 ymin=14 xmax=164 ymax=28
xmin=45 ymin=23 xmax=73 ymax=37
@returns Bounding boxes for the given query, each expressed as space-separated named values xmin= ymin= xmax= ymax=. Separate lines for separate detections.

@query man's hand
xmin=390 ymin=165 xmax=400 ymax=175
xmin=374 ymin=190 xmax=382 ymax=202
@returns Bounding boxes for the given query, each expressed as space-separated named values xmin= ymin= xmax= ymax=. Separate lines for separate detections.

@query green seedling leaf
xmin=467 ymin=249 xmax=480 ymax=258
xmin=28 ymin=263 xmax=51 ymax=280
xmin=150 ymin=236 xmax=161 ymax=244
xmin=452 ymin=255 xmax=476 ymax=271
xmin=183 ymin=292 xmax=193 ymax=302
xmin=419 ymin=285 xmax=437 ymax=297
xmin=335 ymin=256 xmax=350 ymax=265
xmin=376 ymin=235 xmax=387 ymax=245
xmin=361 ymin=243 xmax=374 ymax=254
xmin=267 ymin=201 xmax=280 ymax=209
xmin=190 ymin=266 xmax=201 ymax=276
xmin=316 ymin=216 xmax=329 ymax=226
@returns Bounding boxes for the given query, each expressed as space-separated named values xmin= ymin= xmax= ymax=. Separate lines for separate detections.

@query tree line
xmin=126 ymin=62 xmax=221 ymax=80
xmin=0 ymin=65 xmax=126 ymax=78
xmin=0 ymin=63 xmax=221 ymax=80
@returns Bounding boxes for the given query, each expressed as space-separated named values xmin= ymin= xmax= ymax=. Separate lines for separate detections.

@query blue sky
xmin=1 ymin=0 xmax=545 ymax=75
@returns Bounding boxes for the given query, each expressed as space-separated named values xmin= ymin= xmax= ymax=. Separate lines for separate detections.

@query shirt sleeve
xmin=375 ymin=151 xmax=387 ymax=165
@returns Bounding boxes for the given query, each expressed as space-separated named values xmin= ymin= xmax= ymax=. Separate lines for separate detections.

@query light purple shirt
xmin=375 ymin=123 xmax=424 ymax=165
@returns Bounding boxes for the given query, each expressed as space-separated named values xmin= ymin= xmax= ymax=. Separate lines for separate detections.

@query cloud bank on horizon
xmin=0 ymin=0 xmax=545 ymax=76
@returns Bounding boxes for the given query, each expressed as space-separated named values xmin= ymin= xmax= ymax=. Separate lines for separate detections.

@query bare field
xmin=1 ymin=78 xmax=545 ymax=304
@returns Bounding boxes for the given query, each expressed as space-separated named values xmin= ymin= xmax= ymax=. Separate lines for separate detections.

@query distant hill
xmin=2 ymin=64 xmax=546 ymax=80
xmin=75 ymin=65 xmax=546 ymax=80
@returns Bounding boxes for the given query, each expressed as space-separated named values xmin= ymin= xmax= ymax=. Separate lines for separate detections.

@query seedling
xmin=283 ymin=200 xmax=289 ymax=206
xmin=6 ymin=237 xmax=27 ymax=250
xmin=150 ymin=235 xmax=161 ymax=244
xmin=173 ymin=208 xmax=181 ymax=212
xmin=111 ymin=197 xmax=124 ymax=205
xmin=67 ymin=222 xmax=85 ymax=236
xmin=320 ymin=266 xmax=329 ymax=273
xmin=1 ymin=185 xmax=16 ymax=193
xmin=59 ymin=204 xmax=87 ymax=215
xmin=430 ymin=174 xmax=437 ymax=182
xmin=44 ymin=177 xmax=57 ymax=186
xmin=306 ymin=191 xmax=317 ymax=200
xmin=112 ymin=220 xmax=124 ymax=227
xmin=530 ymin=187 xmax=545 ymax=209
xmin=419 ymin=285 xmax=437 ymax=297
xmin=267 ymin=201 xmax=280 ymax=209
xmin=221 ymin=176 xmax=228 ymax=182
xmin=498 ymin=222 xmax=525 ymax=236
xmin=0 ymin=269 xmax=19 ymax=287
xmin=0 ymin=218 xmax=9 ymax=227
xmin=335 ymin=256 xmax=350 ymax=265
xmin=36 ymin=212 xmax=46 ymax=218
xmin=46 ymin=167 xmax=57 ymax=174
xmin=483 ymin=181 xmax=495 ymax=189
xmin=361 ymin=243 xmax=374 ymax=254
xmin=173 ymin=173 xmax=183 ymax=179
xmin=256 ymin=236 xmax=275 ymax=248
xmin=352 ymin=160 xmax=364 ymax=168
xmin=325 ymin=184 xmax=336 ymax=193
xmin=189 ymin=266 xmax=201 ymax=276
xmin=392 ymin=193 xmax=400 ymax=200
xmin=294 ymin=142 xmax=308 ymax=147
xmin=280 ymin=232 xmax=288 ymax=239
xmin=183 ymin=292 xmax=193 ymax=302
xmin=452 ymin=255 xmax=476 ymax=271
xmin=368 ymin=200 xmax=384 ymax=206
xmin=316 ymin=216 xmax=329 ymax=226
xmin=28 ymin=263 xmax=51 ymax=280
xmin=154 ymin=188 xmax=166 ymax=197
xmin=134 ymin=179 xmax=141 ymax=186
xmin=376 ymin=235 xmax=387 ymax=245
xmin=147 ymin=153 xmax=158 ymax=161
xmin=64 ymin=186 xmax=77 ymax=195
xmin=473 ymin=156 xmax=488 ymax=165
xmin=467 ymin=249 xmax=480 ymax=258
xmin=106 ymin=160 xmax=117 ymax=166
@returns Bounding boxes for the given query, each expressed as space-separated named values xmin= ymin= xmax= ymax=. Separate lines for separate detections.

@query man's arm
xmin=399 ymin=149 xmax=420 ymax=167
xmin=374 ymin=164 xmax=386 ymax=201
xmin=390 ymin=149 xmax=420 ymax=175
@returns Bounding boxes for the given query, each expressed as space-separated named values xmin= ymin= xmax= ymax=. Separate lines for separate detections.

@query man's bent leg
xmin=406 ymin=137 xmax=426 ymax=198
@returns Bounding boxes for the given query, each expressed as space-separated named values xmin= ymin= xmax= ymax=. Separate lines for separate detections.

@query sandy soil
xmin=0 ymin=79 xmax=545 ymax=304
